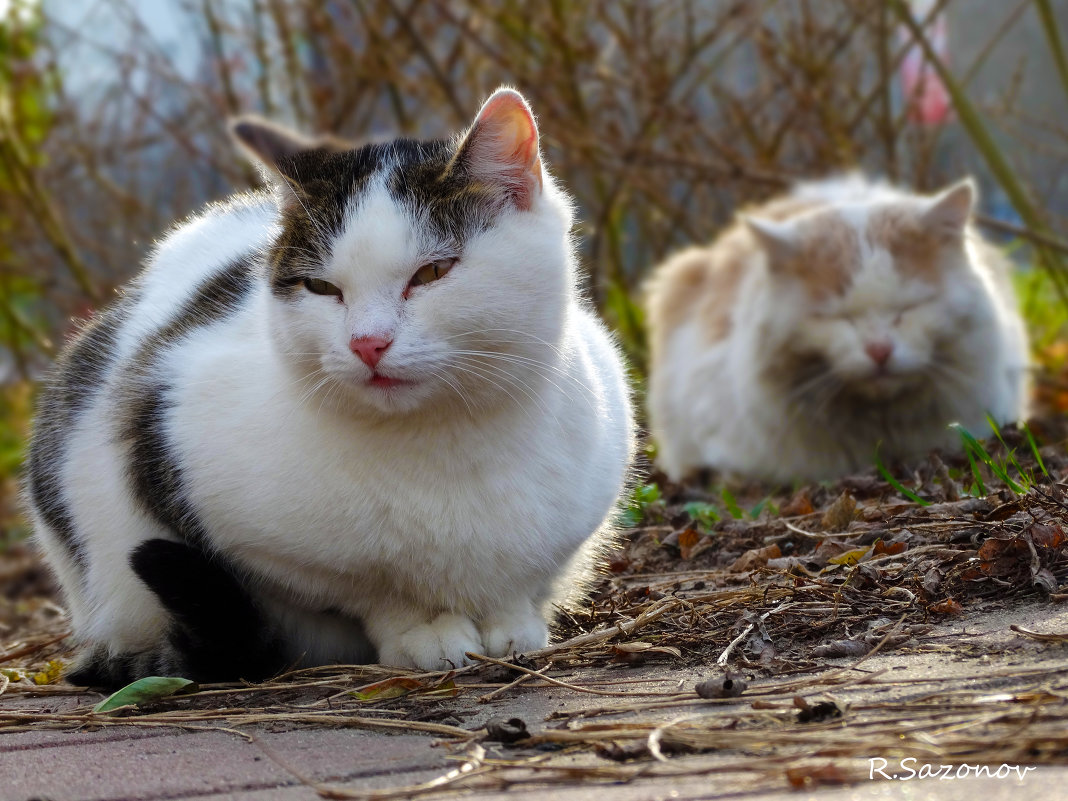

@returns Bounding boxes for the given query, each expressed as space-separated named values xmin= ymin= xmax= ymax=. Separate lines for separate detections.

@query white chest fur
xmin=163 ymin=295 xmax=629 ymax=622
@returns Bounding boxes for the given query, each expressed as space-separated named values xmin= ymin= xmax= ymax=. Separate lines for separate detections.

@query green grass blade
xmin=721 ymin=488 xmax=743 ymax=519
xmin=953 ymin=423 xmax=1026 ymax=495
xmin=986 ymin=415 xmax=1030 ymax=491
xmin=874 ymin=444 xmax=930 ymax=506
xmin=1023 ymin=423 xmax=1049 ymax=478
xmin=950 ymin=424 xmax=987 ymax=496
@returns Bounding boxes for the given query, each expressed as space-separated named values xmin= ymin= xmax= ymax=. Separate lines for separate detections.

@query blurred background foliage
xmin=1 ymin=0 xmax=1068 ymax=540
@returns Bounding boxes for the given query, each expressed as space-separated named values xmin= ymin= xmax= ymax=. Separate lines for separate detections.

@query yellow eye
xmin=303 ymin=277 xmax=343 ymax=298
xmin=408 ymin=258 xmax=456 ymax=289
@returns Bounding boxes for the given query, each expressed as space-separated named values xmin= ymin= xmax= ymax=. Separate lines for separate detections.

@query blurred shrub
xmin=0 ymin=0 xmax=1062 ymax=366
xmin=1 ymin=0 xmax=1067 ymax=533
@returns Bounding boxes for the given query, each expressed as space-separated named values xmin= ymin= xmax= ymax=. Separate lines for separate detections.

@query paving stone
xmin=0 ymin=728 xmax=447 ymax=801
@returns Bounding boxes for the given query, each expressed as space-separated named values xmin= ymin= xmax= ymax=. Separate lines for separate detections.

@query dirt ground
xmin=1 ymin=423 xmax=1067 ymax=800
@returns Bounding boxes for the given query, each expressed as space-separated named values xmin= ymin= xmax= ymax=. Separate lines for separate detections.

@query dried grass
xmin=2 ymin=423 xmax=1067 ymax=797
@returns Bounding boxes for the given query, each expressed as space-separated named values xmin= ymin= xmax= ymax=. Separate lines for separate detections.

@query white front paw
xmin=377 ymin=613 xmax=484 ymax=670
xmin=481 ymin=613 xmax=548 ymax=658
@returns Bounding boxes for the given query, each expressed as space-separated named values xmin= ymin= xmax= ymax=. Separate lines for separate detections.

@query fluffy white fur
xmin=646 ymin=174 xmax=1030 ymax=483
xmin=34 ymin=89 xmax=635 ymax=671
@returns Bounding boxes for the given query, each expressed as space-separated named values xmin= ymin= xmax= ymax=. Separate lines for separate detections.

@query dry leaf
xmin=1030 ymin=523 xmax=1066 ymax=549
xmin=929 ymin=598 xmax=963 ymax=615
xmin=1032 ymin=567 xmax=1059 ymax=594
xmin=922 ymin=567 xmax=942 ymax=596
xmin=31 ymin=660 xmax=64 ymax=686
xmin=729 ymin=544 xmax=781 ymax=572
xmin=610 ymin=642 xmax=682 ymax=663
xmin=821 ymin=492 xmax=857 ymax=531
xmin=873 ymin=539 xmax=906 ymax=556
xmin=978 ymin=536 xmax=1029 ymax=576
xmin=828 ymin=547 xmax=870 ymax=566
xmin=780 ymin=489 xmax=815 ymax=517
xmin=677 ymin=527 xmax=711 ymax=560
xmin=352 ymin=676 xmax=424 ymax=701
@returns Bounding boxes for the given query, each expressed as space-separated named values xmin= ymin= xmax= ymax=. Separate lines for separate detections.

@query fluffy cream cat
xmin=646 ymin=175 xmax=1030 ymax=483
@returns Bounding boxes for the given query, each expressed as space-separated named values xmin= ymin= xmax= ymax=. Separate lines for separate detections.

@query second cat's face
xmin=750 ymin=184 xmax=985 ymax=403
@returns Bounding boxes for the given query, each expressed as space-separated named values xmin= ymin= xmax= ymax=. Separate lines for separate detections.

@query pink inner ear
xmin=923 ymin=181 xmax=974 ymax=235
xmin=463 ymin=90 xmax=543 ymax=210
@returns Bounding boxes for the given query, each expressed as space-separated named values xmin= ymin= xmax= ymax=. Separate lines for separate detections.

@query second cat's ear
xmin=453 ymin=88 xmax=543 ymax=210
xmin=922 ymin=178 xmax=975 ymax=236
xmin=743 ymin=216 xmax=797 ymax=264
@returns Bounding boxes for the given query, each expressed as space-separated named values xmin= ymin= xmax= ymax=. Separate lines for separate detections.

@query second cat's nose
xmin=350 ymin=335 xmax=392 ymax=368
xmin=865 ymin=340 xmax=893 ymax=367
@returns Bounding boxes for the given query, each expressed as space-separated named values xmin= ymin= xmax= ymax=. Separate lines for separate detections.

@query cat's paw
xmin=481 ymin=613 xmax=548 ymax=658
xmin=377 ymin=613 xmax=484 ymax=670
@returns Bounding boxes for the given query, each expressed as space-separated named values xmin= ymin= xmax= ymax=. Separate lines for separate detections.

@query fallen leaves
xmin=610 ymin=641 xmax=683 ymax=665
xmin=821 ymin=492 xmax=857 ymax=531
xmin=729 ymin=544 xmax=781 ymax=572
xmin=676 ymin=527 xmax=713 ymax=560
xmin=928 ymin=599 xmax=963 ymax=615
xmin=31 ymin=659 xmax=64 ymax=686
xmin=352 ymin=674 xmax=457 ymax=701
xmin=975 ymin=521 xmax=1067 ymax=595
xmin=780 ymin=489 xmax=815 ymax=518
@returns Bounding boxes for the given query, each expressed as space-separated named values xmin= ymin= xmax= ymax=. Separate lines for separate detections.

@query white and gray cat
xmin=26 ymin=88 xmax=635 ymax=687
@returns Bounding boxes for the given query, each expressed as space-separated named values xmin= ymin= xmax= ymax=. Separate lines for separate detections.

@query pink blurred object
xmin=899 ymin=0 xmax=954 ymax=126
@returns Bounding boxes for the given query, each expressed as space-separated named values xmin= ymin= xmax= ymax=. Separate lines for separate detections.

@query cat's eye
xmin=408 ymin=258 xmax=456 ymax=290
xmin=303 ymin=277 xmax=343 ymax=298
xmin=894 ymin=302 xmax=922 ymax=323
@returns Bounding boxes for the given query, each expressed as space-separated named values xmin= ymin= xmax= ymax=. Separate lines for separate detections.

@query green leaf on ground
xmin=92 ymin=676 xmax=198 ymax=713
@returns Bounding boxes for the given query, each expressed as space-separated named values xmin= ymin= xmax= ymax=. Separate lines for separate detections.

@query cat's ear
xmin=922 ymin=178 xmax=975 ymax=237
xmin=229 ymin=116 xmax=320 ymax=176
xmin=453 ymin=88 xmax=543 ymax=210
xmin=229 ymin=116 xmax=342 ymax=210
xmin=743 ymin=216 xmax=797 ymax=265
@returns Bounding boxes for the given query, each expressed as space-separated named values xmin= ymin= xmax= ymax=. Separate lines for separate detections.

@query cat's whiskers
xmin=448 ymin=349 xmax=598 ymax=408
xmin=448 ymin=357 xmax=555 ymax=429
xmin=439 ymin=328 xmax=568 ymax=357
xmin=447 ymin=360 xmax=536 ymax=426
xmin=426 ymin=366 xmax=478 ymax=417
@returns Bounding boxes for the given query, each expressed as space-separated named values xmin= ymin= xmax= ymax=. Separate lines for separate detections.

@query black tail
xmin=67 ymin=539 xmax=288 ymax=689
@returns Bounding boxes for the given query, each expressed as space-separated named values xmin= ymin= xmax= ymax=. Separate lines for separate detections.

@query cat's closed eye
xmin=304 ymin=277 xmax=343 ymax=299
xmin=893 ymin=301 xmax=924 ymax=324
xmin=408 ymin=258 xmax=456 ymax=291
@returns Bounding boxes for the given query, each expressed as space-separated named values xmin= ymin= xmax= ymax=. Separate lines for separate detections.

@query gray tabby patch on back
xmin=25 ymin=297 xmax=133 ymax=567
xmin=122 ymin=256 xmax=256 ymax=550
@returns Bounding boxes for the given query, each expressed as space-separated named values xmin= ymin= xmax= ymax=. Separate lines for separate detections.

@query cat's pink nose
xmin=865 ymin=341 xmax=893 ymax=367
xmin=349 ymin=335 xmax=392 ymax=368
